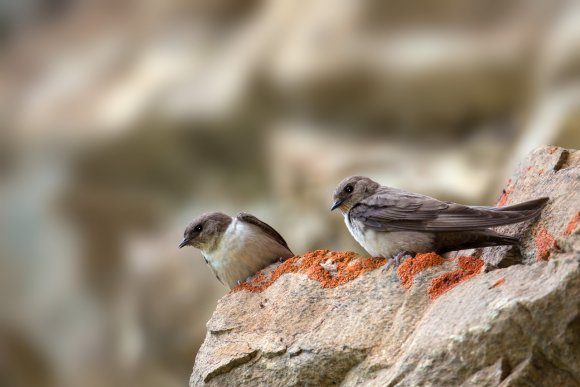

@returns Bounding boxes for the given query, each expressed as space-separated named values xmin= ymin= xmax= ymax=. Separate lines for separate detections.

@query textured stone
xmin=191 ymin=146 xmax=580 ymax=386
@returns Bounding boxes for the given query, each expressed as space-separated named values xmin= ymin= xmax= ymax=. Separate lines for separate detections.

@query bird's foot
xmin=383 ymin=251 xmax=415 ymax=271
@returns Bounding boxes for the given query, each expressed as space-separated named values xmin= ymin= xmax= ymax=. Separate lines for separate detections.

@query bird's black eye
xmin=344 ymin=185 xmax=354 ymax=193
xmin=194 ymin=224 xmax=203 ymax=232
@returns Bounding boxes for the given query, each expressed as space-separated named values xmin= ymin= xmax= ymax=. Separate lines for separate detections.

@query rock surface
xmin=191 ymin=146 xmax=579 ymax=386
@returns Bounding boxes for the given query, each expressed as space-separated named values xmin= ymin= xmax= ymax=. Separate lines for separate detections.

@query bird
xmin=331 ymin=175 xmax=548 ymax=263
xmin=179 ymin=212 xmax=294 ymax=289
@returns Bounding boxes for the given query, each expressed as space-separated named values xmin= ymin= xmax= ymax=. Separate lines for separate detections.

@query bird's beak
xmin=330 ymin=199 xmax=343 ymax=211
xmin=178 ymin=238 xmax=190 ymax=249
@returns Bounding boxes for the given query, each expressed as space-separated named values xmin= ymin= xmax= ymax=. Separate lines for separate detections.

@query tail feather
xmin=497 ymin=197 xmax=549 ymax=212
xmin=471 ymin=197 xmax=549 ymax=224
xmin=493 ymin=197 xmax=548 ymax=223
xmin=435 ymin=229 xmax=520 ymax=254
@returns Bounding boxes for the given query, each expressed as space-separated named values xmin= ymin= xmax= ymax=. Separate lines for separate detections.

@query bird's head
xmin=331 ymin=175 xmax=379 ymax=213
xmin=179 ymin=212 xmax=232 ymax=252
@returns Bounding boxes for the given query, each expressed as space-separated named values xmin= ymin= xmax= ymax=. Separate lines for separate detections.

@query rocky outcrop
xmin=191 ymin=146 xmax=579 ymax=386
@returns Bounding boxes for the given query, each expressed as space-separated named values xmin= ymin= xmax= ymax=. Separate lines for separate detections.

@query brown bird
xmin=179 ymin=212 xmax=294 ymax=289
xmin=331 ymin=176 xmax=548 ymax=263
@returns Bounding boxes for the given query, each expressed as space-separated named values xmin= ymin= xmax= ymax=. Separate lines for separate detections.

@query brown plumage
xmin=331 ymin=176 xmax=548 ymax=258
xmin=179 ymin=212 xmax=293 ymax=289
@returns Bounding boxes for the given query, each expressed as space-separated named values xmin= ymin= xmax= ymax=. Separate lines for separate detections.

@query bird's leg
xmin=383 ymin=251 xmax=415 ymax=271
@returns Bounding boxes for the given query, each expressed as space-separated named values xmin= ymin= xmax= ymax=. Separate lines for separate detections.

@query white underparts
xmin=203 ymin=218 xmax=292 ymax=289
xmin=345 ymin=214 xmax=434 ymax=257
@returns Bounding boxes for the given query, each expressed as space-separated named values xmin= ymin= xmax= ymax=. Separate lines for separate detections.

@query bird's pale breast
xmin=345 ymin=215 xmax=434 ymax=257
xmin=205 ymin=218 xmax=291 ymax=288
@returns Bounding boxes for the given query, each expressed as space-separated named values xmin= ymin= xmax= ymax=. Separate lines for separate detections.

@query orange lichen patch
xmin=397 ymin=252 xmax=445 ymax=289
xmin=537 ymin=168 xmax=545 ymax=175
xmin=535 ymin=227 xmax=557 ymax=261
xmin=491 ymin=277 xmax=506 ymax=288
xmin=428 ymin=256 xmax=484 ymax=300
xmin=232 ymin=256 xmax=300 ymax=293
xmin=497 ymin=179 xmax=512 ymax=207
xmin=301 ymin=250 xmax=387 ymax=288
xmin=564 ymin=212 xmax=580 ymax=236
xmin=232 ymin=250 xmax=387 ymax=293
xmin=497 ymin=189 xmax=511 ymax=207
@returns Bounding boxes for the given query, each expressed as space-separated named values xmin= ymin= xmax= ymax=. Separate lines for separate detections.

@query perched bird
xmin=331 ymin=176 xmax=548 ymax=262
xmin=179 ymin=212 xmax=294 ymax=289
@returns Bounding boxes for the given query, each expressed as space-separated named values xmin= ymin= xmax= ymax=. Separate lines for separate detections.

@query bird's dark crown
xmin=181 ymin=212 xmax=232 ymax=251
xmin=332 ymin=175 xmax=380 ymax=213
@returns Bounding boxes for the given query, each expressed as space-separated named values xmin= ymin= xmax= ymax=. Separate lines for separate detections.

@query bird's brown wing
xmin=351 ymin=187 xmax=546 ymax=232
xmin=237 ymin=213 xmax=292 ymax=251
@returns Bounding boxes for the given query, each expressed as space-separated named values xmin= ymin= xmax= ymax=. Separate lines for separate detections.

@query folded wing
xmin=351 ymin=187 xmax=548 ymax=232
xmin=237 ymin=212 xmax=292 ymax=252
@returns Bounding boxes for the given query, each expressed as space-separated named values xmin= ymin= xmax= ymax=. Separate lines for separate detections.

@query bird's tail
xmin=435 ymin=229 xmax=520 ymax=254
xmin=493 ymin=197 xmax=549 ymax=222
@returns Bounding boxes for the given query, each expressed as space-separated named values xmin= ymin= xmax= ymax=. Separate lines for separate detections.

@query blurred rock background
xmin=0 ymin=1 xmax=578 ymax=386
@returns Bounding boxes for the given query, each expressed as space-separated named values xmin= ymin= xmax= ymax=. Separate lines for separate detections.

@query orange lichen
xmin=535 ymin=227 xmax=557 ymax=261
xmin=491 ymin=277 xmax=506 ymax=288
xmin=564 ymin=212 xmax=580 ymax=236
xmin=497 ymin=179 xmax=512 ymax=207
xmin=231 ymin=250 xmax=386 ymax=293
xmin=537 ymin=168 xmax=544 ymax=175
xmin=397 ymin=252 xmax=445 ymax=289
xmin=232 ymin=256 xmax=300 ymax=293
xmin=428 ymin=256 xmax=484 ymax=300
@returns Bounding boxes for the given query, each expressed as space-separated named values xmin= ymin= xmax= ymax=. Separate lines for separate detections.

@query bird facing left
xmin=179 ymin=212 xmax=294 ymax=289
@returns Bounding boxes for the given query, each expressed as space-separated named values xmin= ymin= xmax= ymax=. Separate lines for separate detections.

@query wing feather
xmin=237 ymin=213 xmax=292 ymax=251
xmin=351 ymin=187 xmax=543 ymax=231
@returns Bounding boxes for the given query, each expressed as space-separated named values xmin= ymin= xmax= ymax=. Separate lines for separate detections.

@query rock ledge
xmin=191 ymin=146 xmax=579 ymax=386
